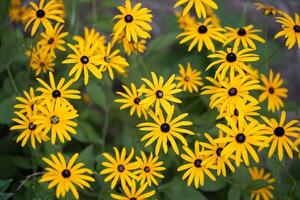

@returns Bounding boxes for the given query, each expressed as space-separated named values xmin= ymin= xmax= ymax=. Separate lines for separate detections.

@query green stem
xmin=6 ymin=65 xmax=19 ymax=95
xmin=135 ymin=54 xmax=150 ymax=76
xmin=259 ymin=44 xmax=282 ymax=68
xmin=240 ymin=0 xmax=250 ymax=26
xmin=102 ymin=110 xmax=109 ymax=151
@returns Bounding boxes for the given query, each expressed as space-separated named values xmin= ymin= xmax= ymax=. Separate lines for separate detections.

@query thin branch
xmin=16 ymin=171 xmax=45 ymax=191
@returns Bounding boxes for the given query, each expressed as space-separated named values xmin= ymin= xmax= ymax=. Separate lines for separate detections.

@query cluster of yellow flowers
xmin=7 ymin=0 xmax=300 ymax=199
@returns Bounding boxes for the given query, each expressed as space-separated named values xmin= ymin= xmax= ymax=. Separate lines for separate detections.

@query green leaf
xmin=78 ymin=145 xmax=94 ymax=169
xmin=0 ymin=96 xmax=15 ymax=124
xmin=232 ymin=165 xmax=251 ymax=189
xmin=200 ymin=177 xmax=227 ymax=192
xmin=147 ymin=33 xmax=178 ymax=52
xmin=87 ymin=81 xmax=107 ymax=110
xmin=74 ymin=121 xmax=103 ymax=145
xmin=228 ymin=186 xmax=241 ymax=200
xmin=0 ymin=193 xmax=13 ymax=200
xmin=0 ymin=179 xmax=12 ymax=192
xmin=246 ymin=179 xmax=269 ymax=191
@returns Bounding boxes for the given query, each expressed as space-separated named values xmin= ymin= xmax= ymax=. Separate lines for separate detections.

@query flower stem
xmin=6 ymin=65 xmax=19 ymax=95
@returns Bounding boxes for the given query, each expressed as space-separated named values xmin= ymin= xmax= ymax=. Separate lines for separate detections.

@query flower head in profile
xmin=261 ymin=111 xmax=300 ymax=161
xmin=177 ymin=18 xmax=226 ymax=52
xmin=206 ymin=47 xmax=260 ymax=80
xmin=216 ymin=119 xmax=267 ymax=166
xmin=224 ymin=25 xmax=265 ymax=50
xmin=73 ymin=27 xmax=106 ymax=48
xmin=140 ymin=72 xmax=182 ymax=114
xmin=111 ymin=180 xmax=155 ymax=200
xmin=176 ymin=12 xmax=197 ymax=31
xmin=115 ymin=83 xmax=148 ymax=119
xmin=177 ymin=141 xmax=217 ymax=188
xmin=258 ymin=69 xmax=288 ymax=112
xmin=24 ymin=0 xmax=64 ymax=36
xmin=248 ymin=167 xmax=276 ymax=200
xmin=175 ymin=63 xmax=203 ymax=93
xmin=174 ymin=0 xmax=218 ymax=19
xmin=254 ymin=3 xmax=282 ymax=16
xmin=275 ymin=12 xmax=300 ymax=49
xmin=112 ymin=0 xmax=153 ymax=43
xmin=122 ymin=37 xmax=147 ymax=56
xmin=137 ymin=106 xmax=194 ymax=155
xmin=100 ymin=147 xmax=138 ymax=189
xmin=40 ymin=153 xmax=95 ymax=199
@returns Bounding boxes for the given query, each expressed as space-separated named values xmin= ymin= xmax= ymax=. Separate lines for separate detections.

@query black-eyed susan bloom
xmin=63 ymin=40 xmax=102 ymax=85
xmin=98 ymin=42 xmax=129 ymax=80
xmin=137 ymin=107 xmax=194 ymax=155
xmin=33 ymin=102 xmax=78 ymax=144
xmin=140 ymin=72 xmax=182 ymax=114
xmin=24 ymin=0 xmax=64 ymax=36
xmin=38 ymin=23 xmax=68 ymax=58
xmin=206 ymin=47 xmax=260 ymax=80
xmin=112 ymin=0 xmax=153 ymax=43
xmin=8 ymin=6 xmax=28 ymax=24
xmin=11 ymin=108 xmax=48 ymax=149
xmin=134 ymin=151 xmax=166 ymax=186
xmin=122 ymin=37 xmax=147 ymax=56
xmin=176 ymin=12 xmax=197 ymax=31
xmin=40 ymin=153 xmax=95 ymax=199
xmin=36 ymin=72 xmax=81 ymax=106
xmin=261 ymin=111 xmax=300 ymax=161
xmin=200 ymin=132 xmax=235 ymax=177
xmin=115 ymin=83 xmax=148 ymax=119
xmin=275 ymin=12 xmax=300 ymax=49
xmin=175 ymin=63 xmax=203 ymax=93
xmin=224 ymin=25 xmax=265 ymax=50
xmin=73 ymin=27 xmax=106 ymax=48
xmin=29 ymin=47 xmax=55 ymax=76
xmin=100 ymin=147 xmax=138 ymax=189
xmin=14 ymin=87 xmax=39 ymax=113
xmin=177 ymin=141 xmax=217 ymax=188
xmin=248 ymin=167 xmax=276 ymax=200
xmin=216 ymin=119 xmax=268 ymax=166
xmin=177 ymin=18 xmax=225 ymax=52
xmin=258 ymin=69 xmax=288 ymax=112
xmin=201 ymin=75 xmax=260 ymax=114
xmin=111 ymin=180 xmax=155 ymax=200
xmin=254 ymin=3 xmax=281 ymax=16
xmin=174 ymin=0 xmax=218 ymax=19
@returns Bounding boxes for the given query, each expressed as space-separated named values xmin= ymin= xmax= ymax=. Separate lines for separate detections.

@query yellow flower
xmin=174 ymin=0 xmax=218 ymax=19
xmin=122 ymin=37 xmax=147 ymax=56
xmin=10 ymin=0 xmax=21 ymax=7
xmin=137 ymin=106 xmax=194 ymax=155
xmin=258 ymin=69 xmax=288 ymax=112
xmin=254 ymin=3 xmax=282 ymax=16
xmin=24 ymin=0 xmax=64 ymax=36
xmin=134 ymin=151 xmax=166 ymax=186
xmin=100 ymin=147 xmax=138 ymax=189
xmin=29 ymin=47 xmax=55 ymax=76
xmin=63 ymin=39 xmax=102 ymax=85
xmin=177 ymin=141 xmax=217 ymax=188
xmin=111 ymin=180 xmax=155 ymax=200
xmin=199 ymin=132 xmax=235 ymax=177
xmin=38 ymin=23 xmax=68 ymax=58
xmin=112 ymin=0 xmax=153 ymax=43
xmin=98 ymin=42 xmax=129 ymax=80
xmin=275 ymin=12 xmax=300 ymax=49
xmin=206 ymin=47 xmax=260 ymax=80
xmin=176 ymin=11 xmax=197 ymax=31
xmin=33 ymin=101 xmax=78 ymax=144
xmin=201 ymin=75 xmax=260 ymax=114
xmin=246 ymin=64 xmax=260 ymax=80
xmin=261 ymin=111 xmax=300 ymax=161
xmin=177 ymin=18 xmax=225 ymax=52
xmin=14 ymin=87 xmax=40 ymax=114
xmin=140 ymin=72 xmax=182 ymax=114
xmin=175 ymin=63 xmax=203 ymax=93
xmin=224 ymin=25 xmax=265 ymax=50
xmin=248 ymin=167 xmax=276 ymax=200
xmin=216 ymin=119 xmax=268 ymax=166
xmin=73 ymin=27 xmax=106 ymax=48
xmin=10 ymin=108 xmax=49 ymax=149
xmin=115 ymin=83 xmax=148 ymax=119
xmin=9 ymin=6 xmax=29 ymax=23
xmin=36 ymin=72 xmax=81 ymax=106
xmin=39 ymin=153 xmax=95 ymax=200
xmin=206 ymin=6 xmax=220 ymax=26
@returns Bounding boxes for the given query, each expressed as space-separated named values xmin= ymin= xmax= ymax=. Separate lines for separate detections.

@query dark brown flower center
xmin=228 ymin=87 xmax=238 ymax=96
xmin=198 ymin=25 xmax=208 ymax=34
xmin=52 ymin=90 xmax=61 ymax=98
xmin=48 ymin=37 xmax=54 ymax=44
xmin=133 ymin=97 xmax=141 ymax=105
xmin=156 ymin=90 xmax=163 ymax=98
xmin=129 ymin=198 xmax=137 ymax=200
xmin=268 ymin=87 xmax=275 ymax=94
xmin=104 ymin=56 xmax=111 ymax=63
xmin=50 ymin=115 xmax=59 ymax=125
xmin=294 ymin=25 xmax=300 ymax=33
xmin=194 ymin=159 xmax=202 ymax=167
xmin=237 ymin=28 xmax=247 ymax=36
xmin=80 ymin=56 xmax=89 ymax=64
xmin=234 ymin=109 xmax=239 ymax=116
xmin=117 ymin=164 xmax=125 ymax=172
xmin=36 ymin=9 xmax=45 ymax=18
xmin=28 ymin=122 xmax=36 ymax=131
xmin=226 ymin=53 xmax=237 ymax=62
xmin=160 ymin=123 xmax=170 ymax=133
xmin=236 ymin=133 xmax=246 ymax=143
xmin=216 ymin=148 xmax=223 ymax=156
xmin=144 ymin=166 xmax=150 ymax=173
xmin=61 ymin=169 xmax=71 ymax=178
xmin=124 ymin=14 xmax=133 ymax=23
xmin=184 ymin=76 xmax=190 ymax=81
xmin=274 ymin=126 xmax=285 ymax=137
